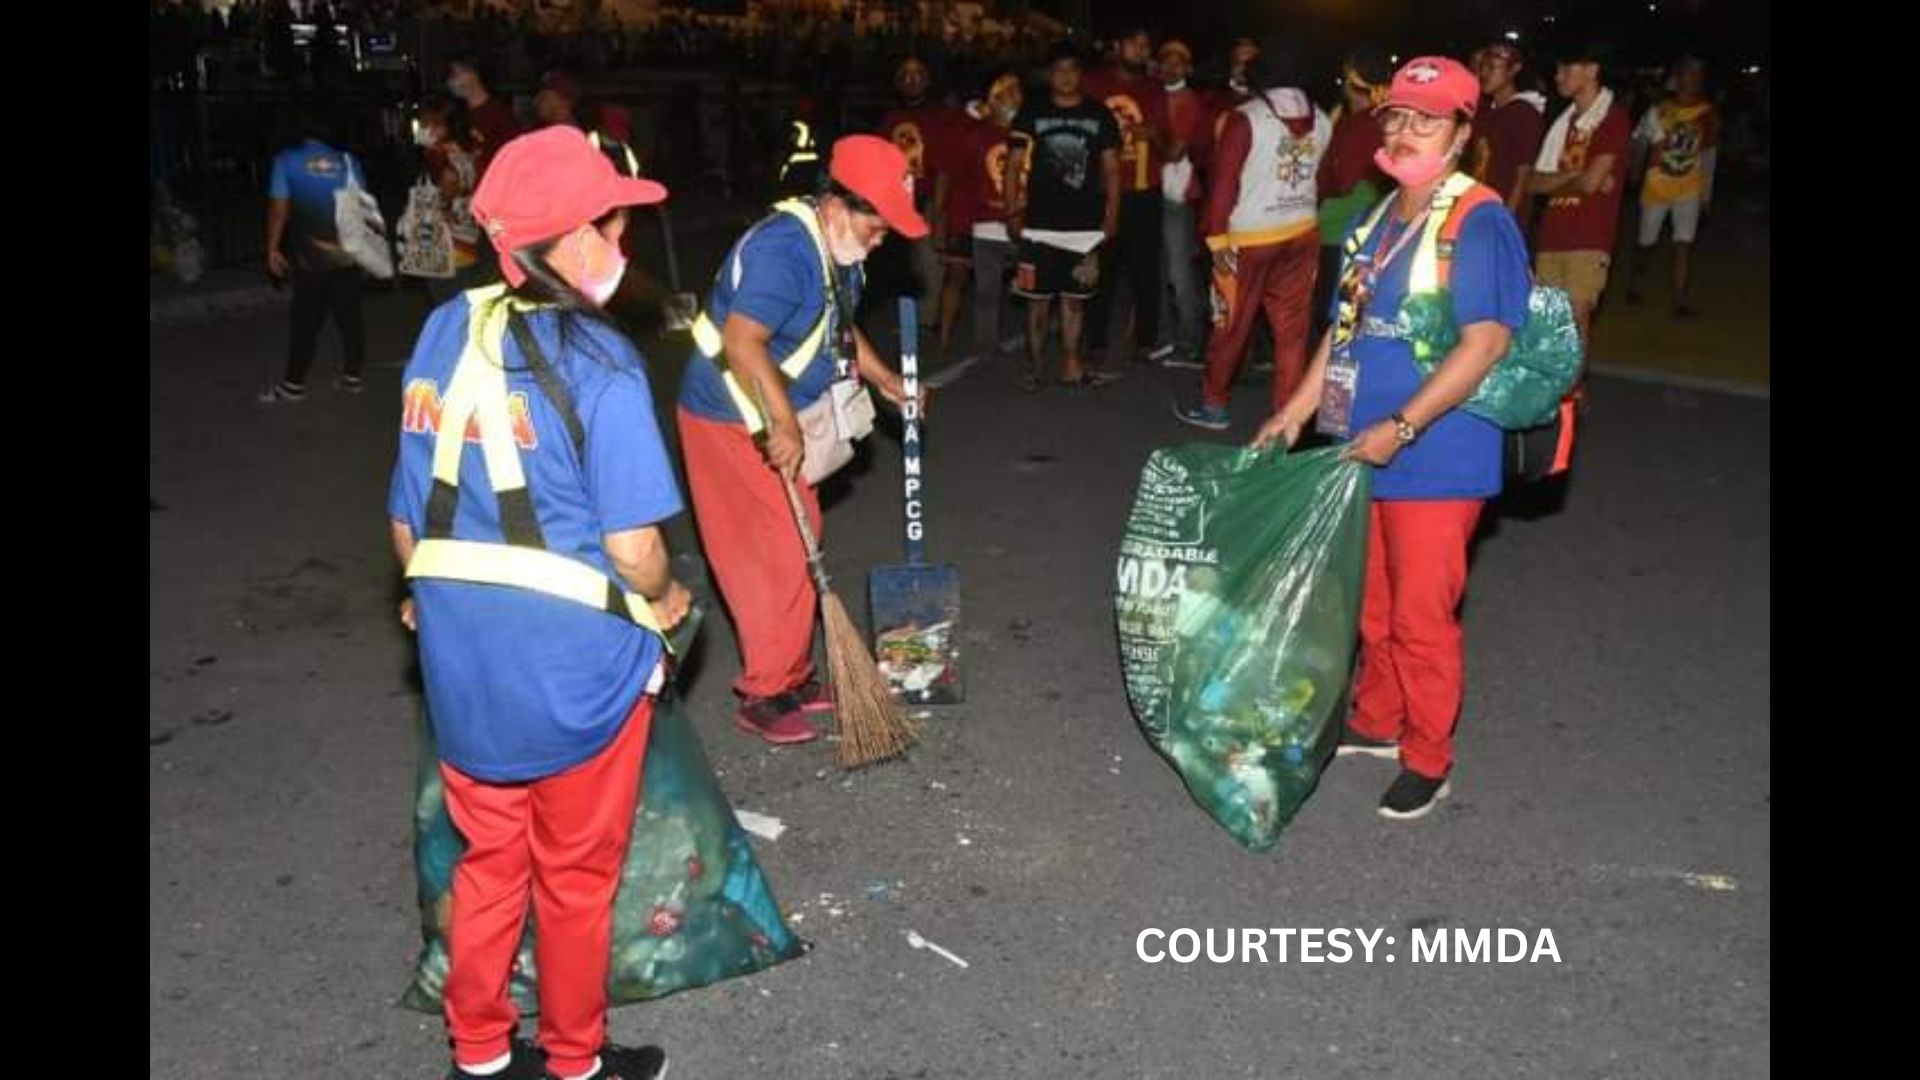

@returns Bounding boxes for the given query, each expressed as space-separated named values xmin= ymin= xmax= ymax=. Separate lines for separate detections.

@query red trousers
xmin=441 ymin=694 xmax=654 ymax=1079
xmin=677 ymin=407 xmax=821 ymax=700
xmin=1348 ymin=500 xmax=1483 ymax=780
xmin=1202 ymin=230 xmax=1320 ymax=410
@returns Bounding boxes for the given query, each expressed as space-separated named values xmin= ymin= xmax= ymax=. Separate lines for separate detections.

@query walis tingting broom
xmin=778 ymin=474 xmax=918 ymax=768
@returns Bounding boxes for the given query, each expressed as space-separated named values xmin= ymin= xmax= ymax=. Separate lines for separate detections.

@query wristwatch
xmin=1389 ymin=411 xmax=1419 ymax=445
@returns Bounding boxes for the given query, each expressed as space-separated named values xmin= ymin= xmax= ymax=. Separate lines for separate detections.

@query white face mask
xmin=1164 ymin=79 xmax=1188 ymax=92
xmin=824 ymin=210 xmax=871 ymax=267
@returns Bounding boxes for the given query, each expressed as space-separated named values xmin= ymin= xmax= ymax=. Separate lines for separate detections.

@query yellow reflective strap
xmin=1347 ymin=190 xmax=1396 ymax=256
xmin=691 ymin=311 xmax=724 ymax=357
xmin=411 ymin=293 xmax=672 ymax=650
xmin=407 ymin=539 xmax=672 ymax=651
xmin=1407 ymin=173 xmax=1479 ymax=295
xmin=435 ymin=288 xmax=513 ymax=495
xmin=694 ymin=200 xmax=835 ymax=434
xmin=435 ymin=292 xmax=528 ymax=495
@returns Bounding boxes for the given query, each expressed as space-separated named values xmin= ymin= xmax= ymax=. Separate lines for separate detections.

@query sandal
xmin=1060 ymin=369 xmax=1123 ymax=390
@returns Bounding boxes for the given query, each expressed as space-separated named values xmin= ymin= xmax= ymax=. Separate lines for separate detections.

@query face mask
xmin=827 ymin=223 xmax=869 ymax=267
xmin=583 ymin=252 xmax=627 ymax=306
xmin=412 ymin=123 xmax=436 ymax=147
xmin=1164 ymin=79 xmax=1188 ymax=92
xmin=571 ymin=228 xmax=626 ymax=306
xmin=447 ymin=77 xmax=468 ymax=98
xmin=1374 ymin=146 xmax=1452 ymax=188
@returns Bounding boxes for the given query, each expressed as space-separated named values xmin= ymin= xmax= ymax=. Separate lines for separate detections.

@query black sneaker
xmin=336 ymin=373 xmax=366 ymax=394
xmin=1377 ymin=769 xmax=1451 ymax=820
xmin=548 ymin=1044 xmax=669 ymax=1080
xmin=448 ymin=1039 xmax=544 ymax=1080
xmin=1334 ymin=729 xmax=1400 ymax=759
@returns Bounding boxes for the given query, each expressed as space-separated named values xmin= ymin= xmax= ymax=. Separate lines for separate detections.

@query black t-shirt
xmin=1011 ymin=97 xmax=1119 ymax=232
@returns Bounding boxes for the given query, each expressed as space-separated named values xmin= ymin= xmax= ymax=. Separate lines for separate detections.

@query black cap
xmin=1345 ymin=45 xmax=1394 ymax=87
xmin=1253 ymin=37 xmax=1306 ymax=87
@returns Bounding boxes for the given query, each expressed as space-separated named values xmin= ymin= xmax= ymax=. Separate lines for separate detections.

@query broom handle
xmin=898 ymin=297 xmax=926 ymax=566
xmin=780 ymin=473 xmax=832 ymax=596
xmin=743 ymin=376 xmax=832 ymax=597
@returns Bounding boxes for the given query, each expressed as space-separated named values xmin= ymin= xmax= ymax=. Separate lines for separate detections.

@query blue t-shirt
xmin=268 ymin=140 xmax=360 ymax=255
xmin=388 ymin=297 xmax=683 ymax=782
xmin=1337 ymin=199 xmax=1532 ymax=501
xmin=678 ymin=211 xmax=861 ymax=424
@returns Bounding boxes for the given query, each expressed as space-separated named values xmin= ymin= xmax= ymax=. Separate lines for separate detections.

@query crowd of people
xmin=263 ymin=22 xmax=1745 ymax=781
xmin=222 ymin=14 xmax=1764 ymax=1077
xmin=151 ymin=1 xmax=1068 ymax=94
xmin=842 ymin=29 xmax=1729 ymax=415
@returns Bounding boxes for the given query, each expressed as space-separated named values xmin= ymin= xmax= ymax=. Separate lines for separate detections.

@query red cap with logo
xmin=471 ymin=126 xmax=668 ymax=286
xmin=828 ymin=134 xmax=929 ymax=240
xmin=1384 ymin=56 xmax=1481 ymax=119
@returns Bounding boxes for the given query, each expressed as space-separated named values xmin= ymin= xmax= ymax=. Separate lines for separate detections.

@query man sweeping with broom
xmin=678 ymin=135 xmax=925 ymax=759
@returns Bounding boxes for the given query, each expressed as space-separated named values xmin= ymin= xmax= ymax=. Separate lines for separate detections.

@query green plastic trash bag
xmin=400 ymin=680 xmax=804 ymax=1014
xmin=1116 ymin=445 xmax=1372 ymax=851
xmin=1403 ymin=285 xmax=1584 ymax=430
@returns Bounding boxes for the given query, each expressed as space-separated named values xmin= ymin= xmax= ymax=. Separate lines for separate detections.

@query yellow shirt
xmin=1640 ymin=101 xmax=1716 ymax=206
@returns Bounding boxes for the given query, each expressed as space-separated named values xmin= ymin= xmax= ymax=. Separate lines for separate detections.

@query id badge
xmin=1317 ymin=347 xmax=1359 ymax=439
xmin=833 ymin=320 xmax=857 ymax=381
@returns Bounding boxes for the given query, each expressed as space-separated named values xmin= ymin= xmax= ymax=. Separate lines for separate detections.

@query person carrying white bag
xmin=263 ymin=113 xmax=376 ymax=402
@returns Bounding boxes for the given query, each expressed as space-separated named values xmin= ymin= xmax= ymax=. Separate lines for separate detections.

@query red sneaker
xmin=735 ymin=694 xmax=817 ymax=745
xmin=790 ymin=677 xmax=836 ymax=716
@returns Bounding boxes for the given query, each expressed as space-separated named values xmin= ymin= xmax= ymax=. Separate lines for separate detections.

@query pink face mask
xmin=572 ymin=229 xmax=627 ymax=306
xmin=583 ymin=252 xmax=627 ymax=306
xmin=1374 ymin=146 xmax=1452 ymax=188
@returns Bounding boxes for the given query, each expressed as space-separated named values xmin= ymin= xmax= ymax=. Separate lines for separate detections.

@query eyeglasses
xmin=1379 ymin=109 xmax=1452 ymax=136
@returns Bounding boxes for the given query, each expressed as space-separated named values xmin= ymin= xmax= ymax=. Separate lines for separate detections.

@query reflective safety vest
xmin=688 ymin=198 xmax=839 ymax=435
xmin=1345 ymin=171 xmax=1499 ymax=298
xmin=404 ymin=285 xmax=671 ymax=649
xmin=1345 ymin=171 xmax=1578 ymax=472
xmin=779 ymin=120 xmax=820 ymax=185
xmin=589 ymin=129 xmax=642 ymax=178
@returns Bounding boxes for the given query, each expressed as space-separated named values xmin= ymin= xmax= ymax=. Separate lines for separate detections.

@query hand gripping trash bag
xmin=1116 ymin=445 xmax=1371 ymax=850
xmin=399 ymin=685 xmax=805 ymax=1014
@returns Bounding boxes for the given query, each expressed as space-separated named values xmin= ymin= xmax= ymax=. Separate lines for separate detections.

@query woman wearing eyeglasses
xmin=1254 ymin=57 xmax=1534 ymax=821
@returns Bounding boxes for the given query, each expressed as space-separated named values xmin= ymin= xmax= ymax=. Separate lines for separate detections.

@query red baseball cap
xmin=1384 ymin=56 xmax=1481 ymax=120
xmin=471 ymin=126 xmax=668 ymax=286
xmin=828 ymin=134 xmax=929 ymax=240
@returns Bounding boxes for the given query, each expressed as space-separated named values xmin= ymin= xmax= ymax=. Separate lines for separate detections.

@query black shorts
xmin=1013 ymin=240 xmax=1100 ymax=301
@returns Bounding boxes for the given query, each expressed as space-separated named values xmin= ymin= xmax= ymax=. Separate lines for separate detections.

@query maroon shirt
xmin=1162 ymin=85 xmax=1219 ymax=203
xmin=1470 ymin=95 xmax=1547 ymax=206
xmin=938 ymin=115 xmax=1011 ymax=236
xmin=1535 ymin=105 xmax=1631 ymax=254
xmin=1083 ymin=69 xmax=1169 ymax=194
xmin=466 ymin=97 xmax=522 ymax=181
xmin=1317 ymin=108 xmax=1385 ymax=200
xmin=880 ymin=103 xmax=962 ymax=203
